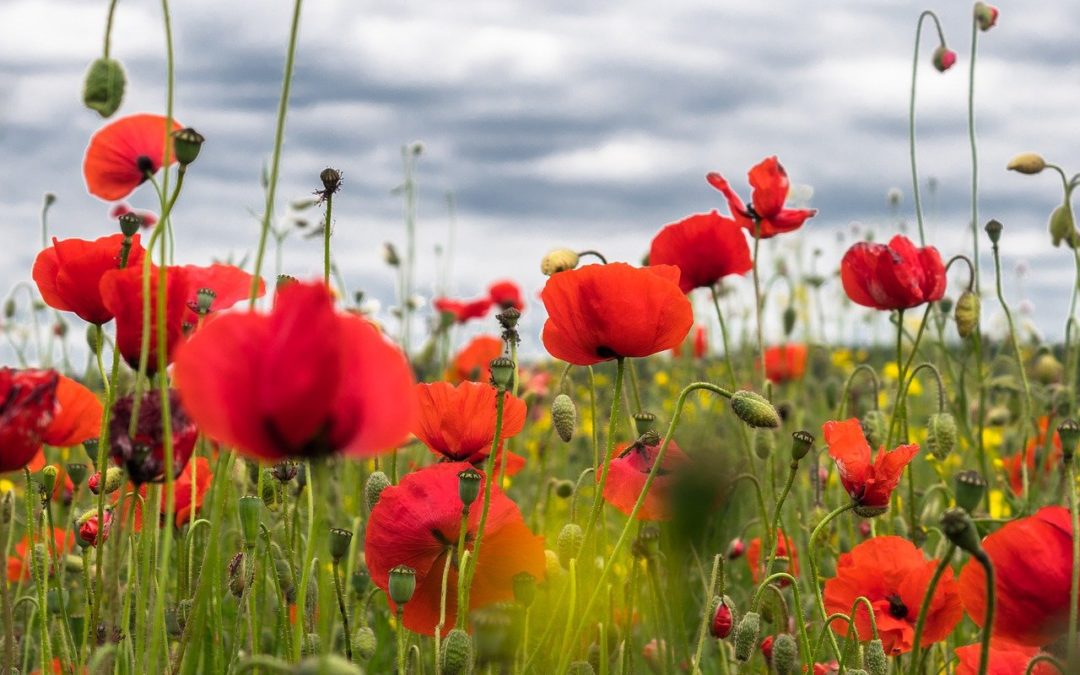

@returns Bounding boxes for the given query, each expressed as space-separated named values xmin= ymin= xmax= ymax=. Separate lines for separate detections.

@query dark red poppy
xmin=0 ymin=369 xmax=59 ymax=473
xmin=1002 ymin=416 xmax=1060 ymax=495
xmin=121 ymin=456 xmax=213 ymax=531
xmin=824 ymin=536 xmax=962 ymax=655
xmin=42 ymin=375 xmax=102 ymax=448
xmin=434 ymin=297 xmax=493 ymax=324
xmin=365 ymin=462 xmax=545 ymax=635
xmin=99 ymin=264 xmax=189 ymax=372
xmin=706 ymin=157 xmax=816 ymax=239
xmin=413 ymin=382 xmax=526 ymax=467
xmin=955 ymin=641 xmax=1053 ymax=675
xmin=488 ymin=280 xmax=524 ymax=312
xmin=178 ymin=263 xmax=264 ymax=327
xmin=109 ymin=203 xmax=157 ymax=228
xmin=959 ymin=506 xmax=1076 ymax=647
xmin=109 ymin=388 xmax=197 ymax=484
xmin=760 ymin=344 xmax=808 ymax=383
xmin=823 ymin=418 xmax=918 ymax=515
xmin=83 ymin=113 xmax=183 ymax=201
xmin=6 ymin=528 xmax=72 ymax=583
xmin=448 ymin=335 xmax=504 ymax=384
xmin=746 ymin=529 xmax=799 ymax=584
xmin=33 ymin=234 xmax=146 ymax=325
xmin=601 ymin=439 xmax=689 ymax=521
xmin=648 ymin=211 xmax=753 ymax=292
xmin=173 ymin=280 xmax=415 ymax=461
xmin=541 ymin=263 xmax=693 ymax=366
xmin=840 ymin=235 xmax=946 ymax=311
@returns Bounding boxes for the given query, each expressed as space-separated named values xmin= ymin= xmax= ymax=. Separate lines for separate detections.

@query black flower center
xmin=136 ymin=155 xmax=154 ymax=176
xmin=887 ymin=593 xmax=908 ymax=619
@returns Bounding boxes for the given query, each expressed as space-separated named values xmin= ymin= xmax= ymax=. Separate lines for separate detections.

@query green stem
xmin=332 ymin=559 xmax=352 ymax=660
xmin=583 ymin=358 xmax=626 ymax=546
xmin=322 ymin=192 xmax=333 ymax=285
xmin=751 ymin=225 xmax=766 ymax=389
xmin=967 ymin=16 xmax=981 ymax=292
xmin=1068 ymin=459 xmax=1079 ymax=666
xmin=907 ymin=544 xmax=956 ymax=675
xmin=764 ymin=460 xmax=799 ymax=579
xmin=396 ymin=608 xmax=407 ymax=675
xmin=909 ymin=10 xmax=947 ymax=247
xmin=292 ymin=461 xmax=319 ymax=660
xmin=806 ymin=502 xmax=857 ymax=661
xmin=103 ymin=0 xmax=120 ymax=58
xmin=750 ymin=572 xmax=813 ymax=669
xmin=690 ymin=554 xmax=722 ymax=672
xmin=975 ymin=550 xmax=996 ymax=675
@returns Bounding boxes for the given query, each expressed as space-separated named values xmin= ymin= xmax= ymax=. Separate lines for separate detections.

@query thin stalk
xmin=583 ymin=358 xmax=626 ymax=546
xmin=967 ymin=16 xmax=981 ymax=291
xmin=975 ymin=551 xmax=996 ymax=675
xmin=764 ymin=459 xmax=799 ymax=579
xmin=1068 ymin=459 xmax=1079 ymax=666
xmin=909 ymin=10 xmax=948 ymax=246
xmin=806 ymin=502 xmax=858 ymax=661
xmin=332 ymin=559 xmax=352 ymax=660
xmin=907 ymin=544 xmax=956 ymax=675
xmin=322 ymin=192 xmax=333 ymax=285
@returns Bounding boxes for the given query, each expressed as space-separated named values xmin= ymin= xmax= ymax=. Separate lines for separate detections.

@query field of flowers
xmin=3 ymin=1 xmax=1079 ymax=674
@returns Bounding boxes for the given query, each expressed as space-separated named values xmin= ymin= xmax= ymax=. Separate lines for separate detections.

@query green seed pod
xmin=441 ymin=627 xmax=474 ymax=675
xmin=557 ymin=523 xmax=584 ymax=568
xmin=1034 ymin=352 xmax=1065 ymax=385
xmin=730 ymin=391 xmax=781 ymax=429
xmin=552 ymin=394 xmax=577 ymax=443
xmin=513 ymin=572 xmax=537 ymax=608
xmin=364 ymin=471 xmax=391 ymax=513
xmin=925 ymin=412 xmax=957 ymax=460
xmin=865 ymin=638 xmax=888 ymax=675
xmin=554 ymin=479 xmax=574 ymax=499
xmin=354 ymin=626 xmax=377 ymax=661
xmin=754 ymin=429 xmax=775 ymax=460
xmin=260 ymin=470 xmax=278 ymax=509
xmin=1059 ymin=419 xmax=1080 ymax=462
xmin=458 ymin=468 xmax=482 ymax=508
xmin=790 ymin=430 xmax=814 ymax=462
xmin=941 ymin=507 xmax=983 ymax=556
xmin=1049 ymin=204 xmax=1077 ymax=248
xmin=860 ymin=410 xmax=887 ymax=449
xmin=40 ymin=465 xmax=58 ymax=497
xmin=489 ymin=357 xmax=516 ymax=390
xmin=388 ymin=565 xmax=417 ymax=605
xmin=954 ymin=470 xmax=987 ymax=514
xmin=82 ymin=58 xmax=126 ymax=118
xmin=733 ymin=611 xmax=761 ymax=663
xmin=782 ymin=306 xmax=797 ymax=337
xmin=237 ymin=496 xmax=262 ymax=548
xmin=172 ymin=128 xmax=205 ymax=167
xmin=329 ymin=527 xmax=353 ymax=563
xmin=954 ymin=290 xmax=980 ymax=339
xmin=772 ymin=633 xmax=798 ymax=675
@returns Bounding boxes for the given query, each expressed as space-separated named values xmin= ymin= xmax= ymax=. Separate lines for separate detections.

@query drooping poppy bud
xmin=730 ymin=391 xmax=781 ymax=428
xmin=733 ymin=612 xmax=761 ymax=662
xmin=1049 ymin=205 xmax=1077 ymax=248
xmin=973 ymin=2 xmax=999 ymax=31
xmin=726 ymin=538 xmax=746 ymax=560
xmin=865 ymin=638 xmax=888 ymax=675
xmin=77 ymin=508 xmax=113 ymax=547
xmin=1006 ymin=152 xmax=1046 ymax=175
xmin=540 ymin=249 xmax=580 ymax=276
xmin=552 ymin=394 xmax=577 ymax=442
xmin=354 ymin=626 xmax=377 ymax=661
xmin=441 ymin=628 xmax=473 ymax=675
xmin=82 ymin=58 xmax=126 ymax=118
xmin=710 ymin=598 xmax=733 ymax=638
xmin=860 ymin=410 xmax=887 ymax=449
xmin=557 ymin=523 xmax=584 ymax=568
xmin=754 ymin=429 xmax=775 ymax=460
xmin=364 ymin=471 xmax=391 ymax=513
xmin=954 ymin=291 xmax=980 ymax=338
xmin=88 ymin=466 xmax=124 ymax=495
xmin=932 ymin=46 xmax=957 ymax=72
xmin=925 ymin=413 xmax=957 ymax=460
xmin=941 ymin=508 xmax=983 ymax=556
xmin=772 ymin=633 xmax=797 ymax=675
xmin=1034 ymin=352 xmax=1064 ymax=384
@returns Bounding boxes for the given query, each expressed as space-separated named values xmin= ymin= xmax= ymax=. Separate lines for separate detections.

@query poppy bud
xmin=354 ymin=626 xmax=377 ymax=661
xmin=364 ymin=471 xmax=391 ymax=513
xmin=228 ymin=551 xmax=246 ymax=598
xmin=544 ymin=549 xmax=562 ymax=582
xmin=552 ymin=394 xmax=577 ymax=443
xmin=932 ymin=46 xmax=957 ymax=72
xmin=1049 ymin=205 xmax=1077 ymax=248
xmin=76 ymin=509 xmax=113 ymax=547
xmin=791 ymin=430 xmax=814 ymax=462
xmin=540 ymin=248 xmax=580 ymax=276
xmin=82 ymin=57 xmax=126 ymax=118
xmin=329 ymin=527 xmax=353 ymax=563
xmin=1034 ymin=352 xmax=1064 ymax=384
xmin=441 ymin=627 xmax=474 ymax=674
xmin=88 ymin=467 xmax=124 ymax=495
xmin=237 ymin=495 xmax=262 ymax=548
xmin=41 ymin=465 xmax=59 ymax=498
xmin=925 ymin=412 xmax=957 ymax=460
xmin=66 ymin=463 xmax=87 ymax=487
xmin=974 ymin=2 xmax=999 ymax=31
xmin=557 ymin=523 xmax=584 ymax=568
xmin=733 ymin=612 xmax=761 ymax=662
xmin=726 ymin=538 xmax=745 ymax=559
xmin=632 ymin=411 xmax=656 ymax=436
xmin=554 ymin=479 xmax=574 ymax=498
xmin=117 ymin=212 xmax=141 ymax=238
xmin=1059 ymin=419 xmax=1080 ymax=463
xmin=953 ymin=470 xmax=987 ymax=514
xmin=171 ymin=128 xmax=205 ymax=167
xmin=782 ymin=306 xmax=797 ymax=337
xmin=860 ymin=410 xmax=887 ymax=449
xmin=271 ymin=461 xmax=299 ymax=483
xmin=953 ymin=291 xmax=980 ymax=339
xmin=984 ymin=219 xmax=1003 ymax=245
xmin=710 ymin=598 xmax=733 ymax=638
xmin=730 ymin=391 xmax=781 ymax=428
xmin=388 ymin=564 xmax=417 ymax=605
xmin=754 ymin=429 xmax=775 ymax=460
xmin=489 ymin=357 xmax=515 ymax=391
xmin=940 ymin=507 xmax=983 ymax=556
xmin=382 ymin=242 xmax=401 ymax=267
xmin=772 ymin=633 xmax=797 ymax=675
xmin=458 ymin=468 xmax=482 ymax=508
xmin=319 ymin=168 xmax=342 ymax=194
xmin=271 ymin=543 xmax=296 ymax=603
xmin=1006 ymin=152 xmax=1046 ymax=175
xmin=865 ymin=638 xmax=888 ymax=675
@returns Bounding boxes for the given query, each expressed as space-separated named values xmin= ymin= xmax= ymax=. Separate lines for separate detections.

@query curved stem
xmin=1026 ymin=654 xmax=1067 ymax=674
xmin=806 ymin=502 xmax=857 ymax=661
xmin=968 ymin=16 xmax=981 ymax=291
xmin=907 ymin=544 xmax=956 ymax=675
xmin=583 ymin=358 xmax=626 ymax=546
xmin=577 ymin=250 xmax=608 ymax=264
xmin=910 ymin=10 xmax=948 ymax=247
xmin=837 ymin=364 xmax=881 ymax=419
xmin=764 ymin=460 xmax=799 ymax=579
xmin=851 ymin=596 xmax=880 ymax=641
xmin=750 ymin=572 xmax=813 ymax=669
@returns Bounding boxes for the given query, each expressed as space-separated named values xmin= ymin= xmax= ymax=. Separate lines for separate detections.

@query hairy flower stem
xmin=764 ymin=460 xmax=798 ymax=579
xmin=975 ymin=550 xmax=996 ymax=675
xmin=396 ymin=608 xmax=407 ymax=675
xmin=583 ymin=358 xmax=626 ymax=548
xmin=967 ymin=18 xmax=981 ymax=292
xmin=836 ymin=364 xmax=880 ymax=420
xmin=23 ymin=468 xmax=50 ymax=675
xmin=751 ymin=226 xmax=766 ymax=389
xmin=909 ymin=10 xmax=947 ymax=247
xmin=750 ymin=572 xmax=813 ymax=668
xmin=806 ymin=502 xmax=857 ymax=662
xmin=690 ymin=554 xmax=722 ymax=671
xmin=322 ymin=191 xmax=333 ymax=285
xmin=907 ymin=544 xmax=955 ymax=675
xmin=292 ymin=460 xmax=319 ymax=661
xmin=332 ymin=559 xmax=352 ymax=660
xmin=433 ymin=552 xmax=454 ymax=674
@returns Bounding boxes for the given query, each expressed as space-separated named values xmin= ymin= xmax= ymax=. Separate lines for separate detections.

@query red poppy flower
xmin=365 ymin=462 xmax=545 ymax=635
xmin=42 ymin=375 xmax=102 ymax=448
xmin=449 ymin=335 xmax=505 ymax=384
xmin=746 ymin=529 xmax=799 ymax=584
xmin=109 ymin=388 xmax=198 ymax=484
xmin=83 ymin=113 xmax=183 ymax=201
xmin=823 ymin=418 xmax=918 ymax=516
xmin=173 ymin=280 xmax=415 ymax=461
xmin=840 ymin=235 xmax=946 ymax=311
xmin=541 ymin=263 xmax=693 ymax=366
xmin=488 ymin=280 xmax=524 ymax=312
xmin=824 ymin=536 xmax=962 ymax=655
xmin=0 ymin=368 xmax=59 ymax=473
xmin=78 ymin=510 xmax=113 ymax=547
xmin=121 ymin=456 xmax=213 ymax=531
xmin=1002 ymin=417 xmax=1060 ymax=495
xmin=413 ymin=382 xmax=526 ymax=466
xmin=760 ymin=344 xmax=808 ymax=383
xmin=434 ymin=297 xmax=493 ymax=324
xmin=6 ymin=527 xmax=72 ymax=583
xmin=959 ymin=506 xmax=1076 ymax=647
xmin=601 ymin=439 xmax=689 ymax=521
xmin=178 ymin=263 xmax=265 ymax=327
xmin=706 ymin=157 xmax=816 ymax=239
xmin=672 ymin=325 xmax=709 ymax=359
xmin=955 ymin=641 xmax=1053 ymax=675
xmin=648 ymin=211 xmax=753 ymax=292
xmin=99 ymin=264 xmax=189 ymax=372
xmin=109 ymin=203 xmax=158 ymax=228
xmin=33 ymin=234 xmax=146 ymax=325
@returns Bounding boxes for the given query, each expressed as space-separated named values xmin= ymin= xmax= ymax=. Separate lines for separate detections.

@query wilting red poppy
xmin=109 ymin=203 xmax=157 ymax=228
xmin=413 ymin=381 xmax=526 ymax=465
xmin=42 ymin=375 xmax=102 ymax=448
xmin=959 ymin=506 xmax=1076 ymax=647
xmin=601 ymin=439 xmax=689 ymax=521
xmin=488 ymin=280 xmax=524 ymax=312
xmin=365 ymin=462 xmax=545 ymax=635
xmin=434 ymin=297 xmax=493 ymax=325
xmin=824 ymin=536 xmax=962 ymax=655
xmin=955 ymin=641 xmax=1053 ymax=675
xmin=648 ymin=211 xmax=752 ymax=292
xmin=0 ymin=369 xmax=59 ymax=473
xmin=109 ymin=389 xmax=198 ymax=484
xmin=178 ymin=263 xmax=264 ymax=327
xmin=840 ymin=235 xmax=946 ymax=311
xmin=449 ymin=335 xmax=504 ymax=384
xmin=33 ymin=234 xmax=146 ymax=325
xmin=6 ymin=527 xmax=72 ymax=583
xmin=746 ymin=529 xmax=799 ymax=584
xmin=707 ymin=157 xmax=816 ymax=239
xmin=173 ymin=280 xmax=415 ymax=461
xmin=760 ymin=344 xmax=808 ymax=383
xmin=83 ymin=113 xmax=183 ymax=201
xmin=541 ymin=263 xmax=693 ymax=366
xmin=823 ymin=418 xmax=918 ymax=516
xmin=1002 ymin=417 xmax=1061 ymax=495
xmin=99 ymin=264 xmax=189 ymax=372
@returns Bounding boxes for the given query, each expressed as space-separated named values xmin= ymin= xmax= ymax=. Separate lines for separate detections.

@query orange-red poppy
xmin=365 ymin=462 xmax=545 ymax=635
xmin=448 ymin=335 xmax=505 ymax=383
xmin=746 ymin=529 xmax=799 ymax=584
xmin=1002 ymin=417 xmax=1061 ymax=495
xmin=601 ymin=439 xmax=689 ymax=521
xmin=707 ymin=157 xmax=816 ymax=239
xmin=648 ymin=211 xmax=752 ymax=292
xmin=954 ymin=640 xmax=1054 ymax=675
xmin=42 ymin=375 xmax=102 ymax=448
xmin=840 ymin=235 xmax=946 ymax=311
xmin=824 ymin=536 xmax=962 ymax=655
xmin=488 ymin=280 xmax=524 ymax=312
xmin=760 ymin=344 xmax=808 ymax=383
xmin=959 ymin=506 xmax=1075 ymax=647
xmin=433 ymin=297 xmax=493 ymax=324
xmin=120 ymin=456 xmax=214 ymax=531
xmin=33 ymin=234 xmax=146 ymax=325
xmin=173 ymin=280 xmax=415 ymax=461
xmin=0 ymin=368 xmax=59 ymax=473
xmin=412 ymin=381 xmax=526 ymax=466
xmin=83 ymin=113 xmax=183 ymax=201
xmin=822 ymin=418 xmax=918 ymax=515
xmin=178 ymin=263 xmax=264 ymax=327
xmin=541 ymin=263 xmax=692 ymax=366
xmin=99 ymin=264 xmax=189 ymax=372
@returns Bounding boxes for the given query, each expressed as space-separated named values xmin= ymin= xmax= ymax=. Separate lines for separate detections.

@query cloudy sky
xmin=1 ymin=0 xmax=1078 ymax=361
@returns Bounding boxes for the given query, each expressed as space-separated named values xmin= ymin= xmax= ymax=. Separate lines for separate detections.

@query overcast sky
xmin=1 ymin=1 xmax=1078 ymax=361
